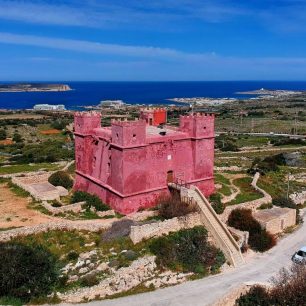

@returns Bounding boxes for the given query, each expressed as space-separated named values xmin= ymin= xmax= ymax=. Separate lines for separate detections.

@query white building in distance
xmin=33 ymin=104 xmax=66 ymax=111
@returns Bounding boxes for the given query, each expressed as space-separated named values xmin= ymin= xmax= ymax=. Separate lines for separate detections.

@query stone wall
xmin=228 ymin=226 xmax=249 ymax=248
xmin=129 ymin=213 xmax=202 ymax=244
xmin=0 ymin=220 xmax=113 ymax=242
xmin=41 ymin=201 xmax=85 ymax=214
xmin=219 ymin=172 xmax=272 ymax=223
xmin=12 ymin=173 xmax=68 ymax=201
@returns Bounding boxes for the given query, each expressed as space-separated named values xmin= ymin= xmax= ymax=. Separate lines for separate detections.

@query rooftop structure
xmin=140 ymin=108 xmax=167 ymax=126
xmin=74 ymin=109 xmax=215 ymax=214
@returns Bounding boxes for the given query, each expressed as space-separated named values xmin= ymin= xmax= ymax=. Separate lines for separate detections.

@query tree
xmin=0 ymin=129 xmax=6 ymax=140
xmin=12 ymin=132 xmax=22 ymax=143
xmin=0 ymin=243 xmax=59 ymax=302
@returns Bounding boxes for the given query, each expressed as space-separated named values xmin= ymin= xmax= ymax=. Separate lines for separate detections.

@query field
xmin=0 ymin=182 xmax=59 ymax=229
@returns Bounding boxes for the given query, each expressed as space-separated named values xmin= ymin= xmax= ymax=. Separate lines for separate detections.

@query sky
xmin=0 ymin=0 xmax=306 ymax=81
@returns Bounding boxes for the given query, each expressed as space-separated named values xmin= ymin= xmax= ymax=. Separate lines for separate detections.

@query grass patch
xmin=7 ymin=181 xmax=30 ymax=198
xmin=228 ymin=177 xmax=262 ymax=205
xmin=215 ymin=173 xmax=232 ymax=196
xmin=0 ymin=163 xmax=60 ymax=175
xmin=11 ymin=230 xmax=100 ymax=262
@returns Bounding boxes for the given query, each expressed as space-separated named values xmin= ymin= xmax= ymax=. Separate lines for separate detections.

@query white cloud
xmin=0 ymin=32 xmax=216 ymax=61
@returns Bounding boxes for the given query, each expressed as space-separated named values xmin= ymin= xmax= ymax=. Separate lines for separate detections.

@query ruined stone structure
xmin=74 ymin=109 xmax=215 ymax=214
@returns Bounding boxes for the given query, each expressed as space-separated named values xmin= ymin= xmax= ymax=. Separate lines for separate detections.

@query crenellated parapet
xmin=111 ymin=118 xmax=146 ymax=127
xmin=74 ymin=111 xmax=102 ymax=134
xmin=179 ymin=112 xmax=215 ymax=138
xmin=111 ymin=118 xmax=146 ymax=147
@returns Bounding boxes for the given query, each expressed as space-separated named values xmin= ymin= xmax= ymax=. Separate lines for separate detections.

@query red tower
xmin=74 ymin=110 xmax=215 ymax=214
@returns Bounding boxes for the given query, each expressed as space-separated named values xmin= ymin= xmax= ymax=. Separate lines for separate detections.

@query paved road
xmin=82 ymin=212 xmax=306 ymax=306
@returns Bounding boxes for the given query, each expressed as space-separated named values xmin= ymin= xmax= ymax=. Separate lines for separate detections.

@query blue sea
xmin=0 ymin=81 xmax=306 ymax=110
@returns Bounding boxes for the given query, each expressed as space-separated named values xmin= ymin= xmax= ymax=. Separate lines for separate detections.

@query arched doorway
xmin=167 ymin=170 xmax=174 ymax=183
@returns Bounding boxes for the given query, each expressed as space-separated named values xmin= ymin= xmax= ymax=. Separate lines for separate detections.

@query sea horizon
xmin=1 ymin=80 xmax=306 ymax=110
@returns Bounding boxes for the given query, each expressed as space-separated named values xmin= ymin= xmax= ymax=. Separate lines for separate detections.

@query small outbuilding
xmin=253 ymin=207 xmax=296 ymax=235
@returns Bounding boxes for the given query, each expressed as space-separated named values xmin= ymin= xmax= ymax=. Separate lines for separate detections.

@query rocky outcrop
xmin=58 ymin=256 xmax=157 ymax=303
xmin=290 ymin=191 xmax=306 ymax=205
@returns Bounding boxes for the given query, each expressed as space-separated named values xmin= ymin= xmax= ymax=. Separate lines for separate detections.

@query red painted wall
xmin=74 ymin=111 xmax=215 ymax=214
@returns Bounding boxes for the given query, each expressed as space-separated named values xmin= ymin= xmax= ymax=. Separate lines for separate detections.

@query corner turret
xmin=111 ymin=119 xmax=146 ymax=147
xmin=179 ymin=113 xmax=215 ymax=138
xmin=74 ymin=111 xmax=101 ymax=134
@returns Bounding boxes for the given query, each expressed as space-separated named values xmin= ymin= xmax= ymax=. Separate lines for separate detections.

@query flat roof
xmin=146 ymin=125 xmax=186 ymax=137
xmin=254 ymin=207 xmax=293 ymax=223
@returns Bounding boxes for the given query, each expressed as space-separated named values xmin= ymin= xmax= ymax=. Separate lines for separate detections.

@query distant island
xmin=236 ymin=88 xmax=304 ymax=96
xmin=0 ymin=83 xmax=72 ymax=92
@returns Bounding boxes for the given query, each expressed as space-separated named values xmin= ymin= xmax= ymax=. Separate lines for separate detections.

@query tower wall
xmin=111 ymin=119 xmax=146 ymax=147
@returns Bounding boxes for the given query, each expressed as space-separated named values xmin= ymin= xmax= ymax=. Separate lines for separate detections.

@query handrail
xmin=193 ymin=186 xmax=241 ymax=253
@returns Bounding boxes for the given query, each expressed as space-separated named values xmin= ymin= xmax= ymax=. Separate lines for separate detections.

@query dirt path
xmin=219 ymin=173 xmax=245 ymax=204
xmin=0 ymin=183 xmax=59 ymax=228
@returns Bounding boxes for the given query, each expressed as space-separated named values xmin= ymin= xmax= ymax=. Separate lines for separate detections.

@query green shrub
xmin=80 ymin=274 xmax=99 ymax=287
xmin=0 ymin=243 xmax=59 ymax=302
xmin=272 ymin=197 xmax=295 ymax=209
xmin=237 ymin=265 xmax=306 ymax=306
xmin=149 ymin=226 xmax=225 ymax=274
xmin=48 ymin=171 xmax=73 ymax=189
xmin=66 ymin=251 xmax=79 ymax=261
xmin=12 ymin=133 xmax=22 ymax=143
xmin=0 ymin=296 xmax=23 ymax=306
xmin=51 ymin=200 xmax=62 ymax=208
xmin=248 ymin=230 xmax=276 ymax=252
xmin=248 ymin=154 xmax=286 ymax=175
xmin=228 ymin=208 xmax=276 ymax=252
xmin=257 ymin=203 xmax=273 ymax=210
xmin=210 ymin=194 xmax=225 ymax=214
xmin=71 ymin=191 xmax=109 ymax=211
xmin=0 ymin=129 xmax=7 ymax=140
xmin=157 ymin=194 xmax=196 ymax=219
xmin=236 ymin=285 xmax=270 ymax=306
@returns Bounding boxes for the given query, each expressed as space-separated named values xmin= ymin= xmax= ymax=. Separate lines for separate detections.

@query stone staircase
xmin=169 ymin=183 xmax=244 ymax=267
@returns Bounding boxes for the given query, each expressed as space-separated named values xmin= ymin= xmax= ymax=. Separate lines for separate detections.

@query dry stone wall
xmin=130 ymin=213 xmax=202 ymax=244
xmin=0 ymin=220 xmax=113 ymax=242
xmin=41 ymin=201 xmax=85 ymax=214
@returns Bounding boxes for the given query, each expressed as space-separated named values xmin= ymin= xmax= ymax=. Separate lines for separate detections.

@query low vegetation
xmin=149 ymin=226 xmax=225 ymax=275
xmin=0 ymin=242 xmax=59 ymax=303
xmin=228 ymin=208 xmax=276 ymax=252
xmin=209 ymin=193 xmax=225 ymax=214
xmin=48 ymin=171 xmax=73 ymax=189
xmin=248 ymin=153 xmax=286 ymax=175
xmin=236 ymin=265 xmax=306 ymax=306
xmin=70 ymin=190 xmax=110 ymax=211
xmin=215 ymin=135 xmax=239 ymax=152
xmin=157 ymin=194 xmax=196 ymax=219
xmin=228 ymin=177 xmax=262 ymax=205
